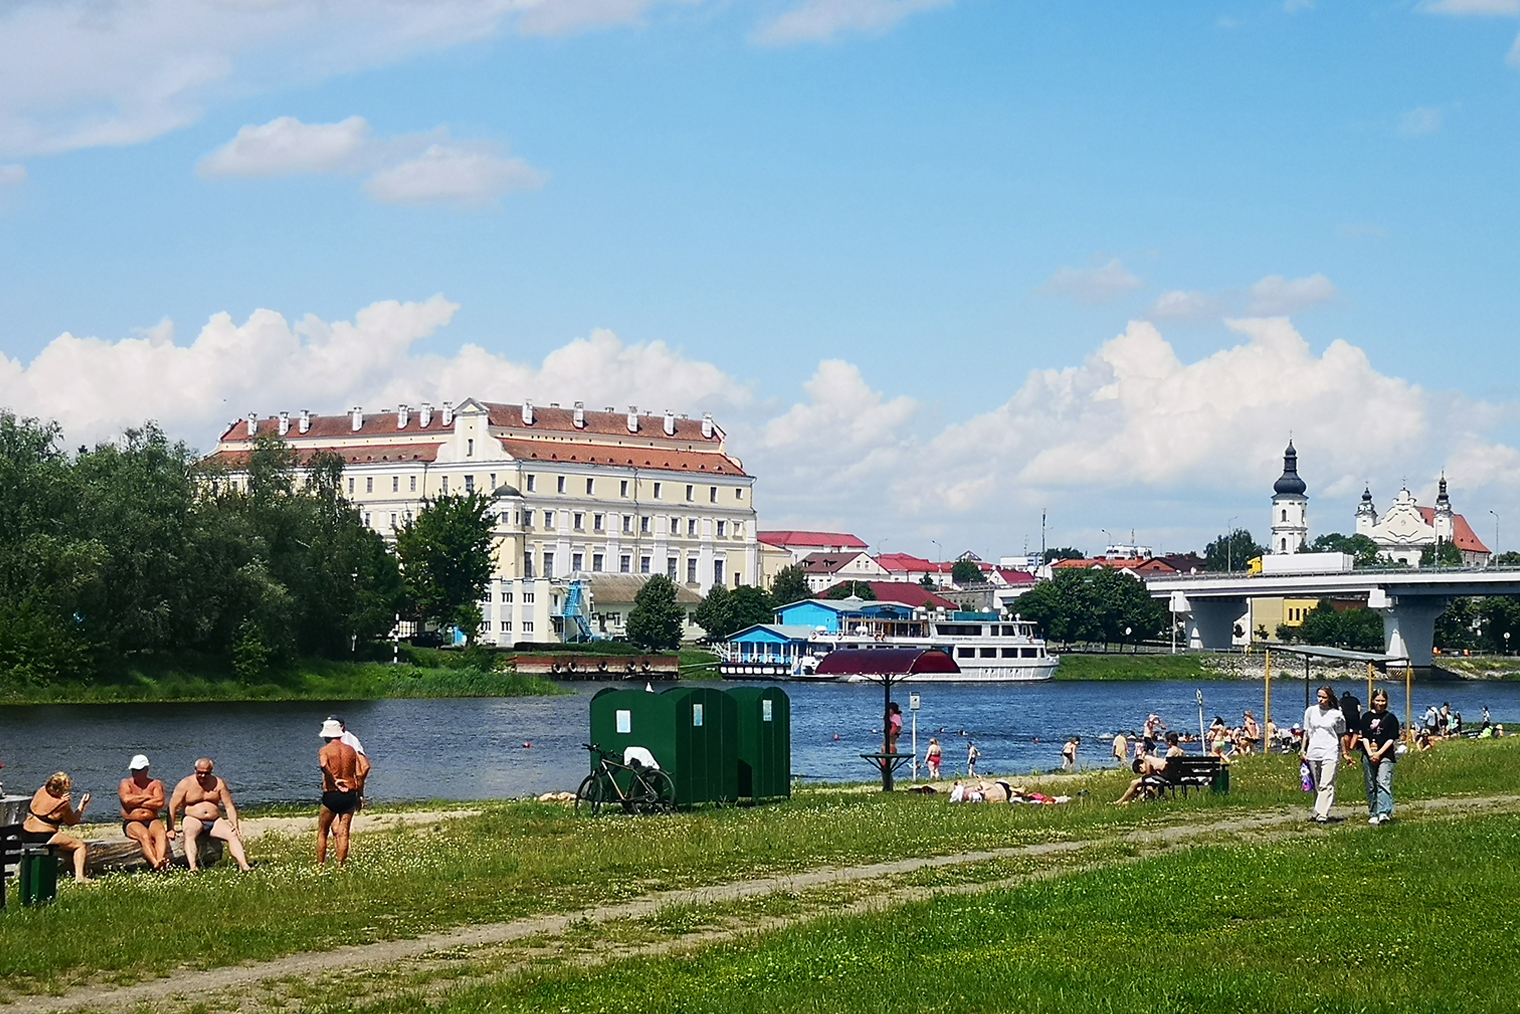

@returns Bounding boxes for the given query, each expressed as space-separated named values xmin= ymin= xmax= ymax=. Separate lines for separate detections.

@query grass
xmin=0 ymin=736 xmax=1516 ymax=998
xmin=1052 ymin=653 xmax=1216 ymax=680
xmin=388 ymin=812 xmax=1520 ymax=1014
xmin=0 ymin=653 xmax=564 ymax=705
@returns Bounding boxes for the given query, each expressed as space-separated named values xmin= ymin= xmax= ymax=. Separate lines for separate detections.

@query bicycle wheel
xmin=646 ymin=769 xmax=677 ymax=815
xmin=575 ymin=773 xmax=607 ymax=816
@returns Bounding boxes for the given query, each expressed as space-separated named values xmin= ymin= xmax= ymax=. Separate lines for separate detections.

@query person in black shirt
xmin=1339 ymin=691 xmax=1362 ymax=754
xmin=1360 ymin=689 xmax=1400 ymax=825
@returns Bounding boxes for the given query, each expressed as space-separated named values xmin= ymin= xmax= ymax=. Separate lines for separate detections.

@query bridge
xmin=1145 ymin=567 xmax=1520 ymax=667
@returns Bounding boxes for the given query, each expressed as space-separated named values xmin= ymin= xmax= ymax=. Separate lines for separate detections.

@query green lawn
xmin=0 ymin=737 xmax=1514 ymax=998
xmin=1052 ymin=653 xmax=1219 ymax=680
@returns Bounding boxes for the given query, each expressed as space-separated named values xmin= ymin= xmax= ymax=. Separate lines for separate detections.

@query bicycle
xmin=576 ymin=743 xmax=676 ymax=816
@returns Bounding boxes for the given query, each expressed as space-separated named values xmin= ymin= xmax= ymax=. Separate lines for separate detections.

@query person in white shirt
xmin=1302 ymin=686 xmax=1347 ymax=823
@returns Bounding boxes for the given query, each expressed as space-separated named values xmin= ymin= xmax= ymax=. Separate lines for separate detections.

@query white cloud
xmin=1147 ymin=290 xmax=1220 ymax=322
xmin=753 ymin=0 xmax=951 ymax=44
xmin=1397 ymin=105 xmax=1443 ymax=138
xmin=1247 ymin=273 xmax=1336 ymax=315
xmin=199 ymin=117 xmax=544 ymax=206
xmin=363 ymin=143 xmax=546 ymax=207
xmin=1041 ymin=259 xmax=1143 ymax=306
xmin=198 ymin=116 xmax=375 ymax=177
xmin=0 ymin=164 xmax=24 ymax=186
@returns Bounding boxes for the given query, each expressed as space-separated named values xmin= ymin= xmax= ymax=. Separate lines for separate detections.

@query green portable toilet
xmin=728 ymin=686 xmax=791 ymax=800
xmin=588 ymin=687 xmax=677 ymax=795
xmin=662 ymin=686 xmax=738 ymax=806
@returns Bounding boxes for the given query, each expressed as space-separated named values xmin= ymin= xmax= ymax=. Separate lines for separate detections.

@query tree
xmin=1420 ymin=540 xmax=1462 ymax=568
xmin=1479 ymin=596 xmax=1520 ymax=654
xmin=693 ymin=584 xmax=774 ymax=641
xmin=1203 ymin=529 xmax=1266 ymax=572
xmin=918 ymin=574 xmax=936 ymax=589
xmin=1309 ymin=532 xmax=1383 ymax=568
xmin=1042 ymin=547 xmax=1083 ymax=563
xmin=951 ymin=560 xmax=982 ymax=585
xmin=1278 ymin=601 xmax=1384 ymax=651
xmin=1494 ymin=551 xmax=1520 ymax=567
xmin=395 ymin=491 xmax=495 ymax=643
xmin=1435 ymin=597 xmax=1480 ymax=652
xmin=626 ymin=575 xmax=685 ymax=650
xmin=1014 ymin=568 xmax=1165 ymax=646
xmin=769 ymin=565 xmax=811 ymax=607
xmin=824 ymin=580 xmax=877 ymax=600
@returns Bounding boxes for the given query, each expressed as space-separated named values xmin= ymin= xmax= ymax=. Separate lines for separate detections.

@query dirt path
xmin=12 ymin=792 xmax=1519 ymax=1014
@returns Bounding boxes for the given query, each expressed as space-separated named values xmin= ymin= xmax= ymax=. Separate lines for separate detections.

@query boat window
xmin=957 ymin=647 xmax=975 ymax=658
xmin=980 ymin=647 xmax=997 ymax=657
xmin=1021 ymin=647 xmax=1037 ymax=658
xmin=1001 ymin=648 xmax=1019 ymax=657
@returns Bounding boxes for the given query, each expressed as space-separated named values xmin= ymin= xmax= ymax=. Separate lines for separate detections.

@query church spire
xmin=1273 ymin=440 xmax=1307 ymax=497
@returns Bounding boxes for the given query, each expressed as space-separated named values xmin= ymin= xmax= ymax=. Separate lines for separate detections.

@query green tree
xmin=769 ymin=565 xmax=812 ymax=607
xmin=693 ymin=584 xmax=775 ymax=641
xmin=1014 ymin=568 xmax=1165 ymax=646
xmin=1203 ymin=529 xmax=1266 ymax=572
xmin=395 ymin=491 xmax=496 ymax=642
xmin=1479 ymin=596 xmax=1520 ymax=654
xmin=626 ymin=575 xmax=685 ymax=650
xmin=918 ymin=573 xmax=937 ymax=589
xmin=1494 ymin=551 xmax=1520 ymax=567
xmin=1420 ymin=540 xmax=1463 ymax=568
xmin=1309 ymin=532 xmax=1384 ymax=568
xmin=951 ymin=560 xmax=982 ymax=585
xmin=1279 ymin=601 xmax=1385 ymax=651
xmin=1042 ymin=547 xmax=1083 ymax=563
xmin=1435 ymin=597 xmax=1480 ymax=652
xmin=824 ymin=580 xmax=877 ymax=600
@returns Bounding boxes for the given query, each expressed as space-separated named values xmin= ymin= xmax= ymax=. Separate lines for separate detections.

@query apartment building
xmin=208 ymin=398 xmax=760 ymax=645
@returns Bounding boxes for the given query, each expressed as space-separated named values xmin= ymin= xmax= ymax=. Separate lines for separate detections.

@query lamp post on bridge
xmin=1491 ymin=511 xmax=1499 ymax=560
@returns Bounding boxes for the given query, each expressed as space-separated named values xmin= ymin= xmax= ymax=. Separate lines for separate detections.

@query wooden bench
xmin=1141 ymin=755 xmax=1226 ymax=799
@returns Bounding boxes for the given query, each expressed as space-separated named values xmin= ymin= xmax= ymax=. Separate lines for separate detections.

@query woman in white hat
xmin=119 ymin=755 xmax=172 ymax=870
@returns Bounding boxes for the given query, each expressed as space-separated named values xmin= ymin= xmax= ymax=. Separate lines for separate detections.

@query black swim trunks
xmin=322 ymin=790 xmax=360 ymax=815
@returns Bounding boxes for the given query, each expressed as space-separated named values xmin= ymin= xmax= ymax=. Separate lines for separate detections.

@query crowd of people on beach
xmin=13 ymin=716 xmax=371 ymax=883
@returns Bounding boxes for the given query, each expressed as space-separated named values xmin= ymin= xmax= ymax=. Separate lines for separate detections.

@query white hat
xmin=320 ymin=719 xmax=345 ymax=739
xmin=129 ymin=754 xmax=151 ymax=770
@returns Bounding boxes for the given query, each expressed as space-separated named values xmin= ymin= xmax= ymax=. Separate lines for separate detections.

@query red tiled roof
xmin=1051 ymin=557 xmax=1175 ymax=573
xmin=996 ymin=568 xmax=1036 ymax=585
xmin=875 ymin=552 xmax=935 ymax=572
xmin=496 ymin=438 xmax=746 ymax=476
xmin=485 ymin=403 xmax=720 ymax=444
xmin=206 ymin=443 xmax=442 ymax=467
xmin=799 ymin=551 xmax=872 ymax=574
xmin=862 ymin=582 xmax=959 ymax=610
xmin=758 ymin=531 xmax=868 ymax=549
xmin=1417 ymin=508 xmax=1491 ymax=554
xmin=218 ymin=412 xmax=454 ymax=443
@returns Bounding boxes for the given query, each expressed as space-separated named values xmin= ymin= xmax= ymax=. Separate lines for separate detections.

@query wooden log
xmin=84 ymin=834 xmax=224 ymax=876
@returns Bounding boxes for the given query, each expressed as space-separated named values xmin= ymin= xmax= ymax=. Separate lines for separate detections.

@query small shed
xmin=812 ymin=647 xmax=960 ymax=677
xmin=660 ymin=686 xmax=739 ymax=806
xmin=589 ymin=687 xmax=677 ymax=777
xmin=727 ymin=686 xmax=791 ymax=800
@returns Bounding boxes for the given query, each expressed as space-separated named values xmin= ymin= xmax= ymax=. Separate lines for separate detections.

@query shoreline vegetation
xmin=1052 ymin=650 xmax=1520 ymax=681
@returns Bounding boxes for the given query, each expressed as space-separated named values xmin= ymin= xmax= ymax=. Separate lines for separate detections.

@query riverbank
xmin=1054 ymin=650 xmax=1520 ymax=682
xmin=0 ymin=736 xmax=1514 ymax=1006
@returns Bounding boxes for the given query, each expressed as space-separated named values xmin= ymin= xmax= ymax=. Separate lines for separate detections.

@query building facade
xmin=1270 ymin=440 xmax=1309 ymax=554
xmin=1356 ymin=477 xmax=1490 ymax=567
xmin=209 ymin=398 xmax=760 ymax=645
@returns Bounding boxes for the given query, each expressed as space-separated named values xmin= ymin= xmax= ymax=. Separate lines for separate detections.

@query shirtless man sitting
xmin=1114 ymin=732 xmax=1185 ymax=804
xmin=318 ymin=719 xmax=370 ymax=865
xmin=118 ymin=754 xmax=172 ymax=871
xmin=169 ymin=758 xmax=252 ymax=872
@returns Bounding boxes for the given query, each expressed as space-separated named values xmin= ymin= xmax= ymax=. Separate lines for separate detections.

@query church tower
xmin=1271 ymin=440 xmax=1308 ymax=554
xmin=1355 ymin=486 xmax=1378 ymax=537
xmin=1433 ymin=474 xmax=1454 ymax=544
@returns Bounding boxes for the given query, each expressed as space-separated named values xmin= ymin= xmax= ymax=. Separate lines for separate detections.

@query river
xmin=3 ymin=677 xmax=1518 ymax=813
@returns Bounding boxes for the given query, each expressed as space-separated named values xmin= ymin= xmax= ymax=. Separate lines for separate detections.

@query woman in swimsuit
xmin=22 ymin=772 xmax=91 ymax=883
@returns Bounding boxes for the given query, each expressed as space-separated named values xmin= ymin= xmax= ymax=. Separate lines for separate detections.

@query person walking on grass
xmin=925 ymin=738 xmax=942 ymax=780
xmin=1302 ymin=686 xmax=1347 ymax=824
xmin=1359 ymin=689 xmax=1401 ymax=825
xmin=318 ymin=719 xmax=367 ymax=865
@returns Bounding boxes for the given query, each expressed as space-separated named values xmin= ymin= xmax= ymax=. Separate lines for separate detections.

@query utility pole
xmin=1041 ymin=509 xmax=1047 ymax=563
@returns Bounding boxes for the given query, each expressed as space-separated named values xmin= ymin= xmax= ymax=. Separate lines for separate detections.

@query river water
xmin=3 ymin=678 xmax=1518 ymax=813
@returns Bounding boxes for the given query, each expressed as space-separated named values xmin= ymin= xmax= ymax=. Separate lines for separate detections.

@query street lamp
xmin=1101 ymin=530 xmax=1110 ymax=558
xmin=1506 ymin=631 xmax=1512 ymax=656
xmin=930 ymin=539 xmax=941 ymax=584
xmin=1490 ymin=510 xmax=1500 ymax=560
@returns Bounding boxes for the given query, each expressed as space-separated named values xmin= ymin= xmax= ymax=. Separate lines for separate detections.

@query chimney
xmin=298 ymin=409 xmax=311 ymax=434
xmin=350 ymin=407 xmax=363 ymax=432
xmin=627 ymin=406 xmax=639 ymax=433
xmin=246 ymin=413 xmax=257 ymax=437
xmin=522 ymin=399 xmax=534 ymax=426
xmin=701 ymin=413 xmax=714 ymax=439
xmin=277 ymin=411 xmax=290 ymax=436
xmin=442 ymin=401 xmax=454 ymax=426
xmin=573 ymin=401 xmax=585 ymax=428
xmin=419 ymin=402 xmax=432 ymax=427
xmin=604 ymin=407 xmax=615 ymax=413
xmin=397 ymin=405 xmax=409 ymax=429
xmin=663 ymin=409 xmax=676 ymax=436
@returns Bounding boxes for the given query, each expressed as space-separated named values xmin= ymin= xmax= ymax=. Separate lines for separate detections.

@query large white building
xmin=1270 ymin=440 xmax=1309 ymax=554
xmin=1356 ymin=477 xmax=1490 ymax=568
xmin=209 ymin=398 xmax=760 ymax=645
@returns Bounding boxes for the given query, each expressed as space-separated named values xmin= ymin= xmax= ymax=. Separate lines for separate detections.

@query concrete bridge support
xmin=1369 ymin=591 xmax=1448 ymax=668
xmin=1175 ymin=595 xmax=1249 ymax=651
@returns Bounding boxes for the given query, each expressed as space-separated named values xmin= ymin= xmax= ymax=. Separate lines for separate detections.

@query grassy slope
xmin=1052 ymin=653 xmax=1215 ymax=680
xmin=0 ymin=738 xmax=1515 ymax=994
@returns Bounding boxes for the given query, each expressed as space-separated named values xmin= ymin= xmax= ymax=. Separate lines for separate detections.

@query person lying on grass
xmin=1114 ymin=732 xmax=1184 ymax=805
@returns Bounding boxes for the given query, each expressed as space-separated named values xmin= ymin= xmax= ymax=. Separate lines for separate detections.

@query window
xmin=713 ymin=559 xmax=725 ymax=585
xmin=957 ymin=647 xmax=975 ymax=658
xmin=1282 ymin=509 xmax=1287 ymax=521
xmin=710 ymin=486 xmax=718 ymax=503
xmin=717 ymin=521 xmax=727 ymax=537
xmin=980 ymin=647 xmax=997 ymax=658
xmin=363 ymin=512 xmax=372 ymax=526
xmin=503 ymin=590 xmax=514 ymax=603
xmin=502 ymin=620 xmax=512 ymax=632
xmin=736 ymin=488 xmax=743 ymax=500
xmin=685 ymin=484 xmax=694 ymax=502
xmin=586 ymin=478 xmax=594 ymax=495
xmin=687 ymin=558 xmax=698 ymax=584
xmin=1001 ymin=648 xmax=1019 ymax=658
xmin=467 ymin=438 xmax=474 ymax=456
xmin=594 ymin=513 xmax=604 ymax=532
xmin=573 ymin=552 xmax=584 ymax=572
xmin=522 ymin=621 xmax=534 ymax=634
xmin=620 ymin=554 xmax=632 ymax=573
xmin=620 ymin=479 xmax=629 ymax=497
xmin=640 ymin=516 xmax=650 ymax=534
xmin=524 ymin=555 xmax=535 ymax=578
xmin=389 ymin=513 xmax=396 ymax=528
xmin=653 ymin=481 xmax=662 ymax=499
xmin=442 ymin=476 xmax=450 ymax=494
xmin=543 ymin=552 xmax=555 ymax=578
xmin=640 ymin=556 xmax=652 ymax=574
xmin=622 ymin=515 xmax=633 ymax=534
xmin=544 ymin=510 xmax=555 ymax=530
xmin=392 ymin=476 xmax=399 ymax=492
xmin=688 ymin=519 xmax=698 ymax=536
xmin=489 ymin=473 xmax=496 ymax=489
xmin=573 ymin=512 xmax=584 ymax=531
xmin=410 ymin=475 xmax=417 ymax=492
xmin=348 ymin=477 xmax=355 ymax=494
xmin=557 ymin=476 xmax=566 ymax=494
xmin=734 ymin=522 xmax=744 ymax=538
xmin=366 ymin=476 xmax=373 ymax=493
xmin=465 ymin=474 xmax=475 ymax=493
xmin=593 ymin=553 xmax=605 ymax=571
xmin=668 ymin=516 xmax=678 ymax=535
xmin=481 ymin=620 xmax=491 ymax=632
xmin=527 ymin=474 xmax=536 ymax=492
xmin=524 ymin=511 xmax=534 ymax=528
xmin=405 ymin=510 xmax=413 ymax=522
xmin=524 ymin=591 xmax=535 ymax=603
xmin=667 ymin=557 xmax=678 ymax=578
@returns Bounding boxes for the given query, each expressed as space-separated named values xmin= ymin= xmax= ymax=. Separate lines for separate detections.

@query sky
xmin=2 ymin=0 xmax=1520 ymax=562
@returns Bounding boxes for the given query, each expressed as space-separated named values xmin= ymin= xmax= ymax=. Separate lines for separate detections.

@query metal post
xmin=1405 ymin=664 xmax=1414 ymax=743
xmin=1304 ymin=655 xmax=1311 ymax=710
xmin=1264 ymin=647 xmax=1272 ymax=751
xmin=911 ymin=708 xmax=919 ymax=781
xmin=1367 ymin=660 xmax=1374 ymax=702
xmin=1197 ymin=689 xmax=1205 ymax=747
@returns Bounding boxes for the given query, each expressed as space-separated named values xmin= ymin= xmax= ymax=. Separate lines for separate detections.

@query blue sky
xmin=3 ymin=0 xmax=1519 ymax=559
